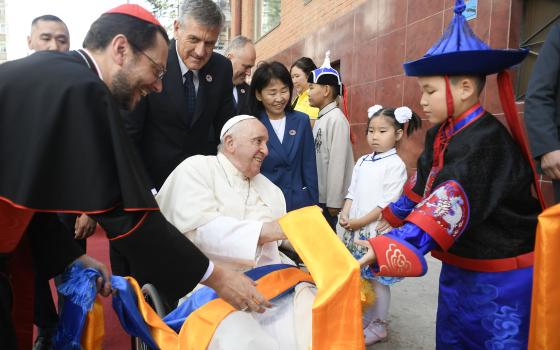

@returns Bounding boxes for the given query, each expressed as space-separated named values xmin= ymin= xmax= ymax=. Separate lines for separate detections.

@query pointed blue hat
xmin=403 ymin=0 xmax=528 ymax=76
xmin=308 ymin=50 xmax=342 ymax=88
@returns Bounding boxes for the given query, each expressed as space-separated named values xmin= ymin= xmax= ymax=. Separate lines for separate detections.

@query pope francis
xmin=156 ymin=115 xmax=315 ymax=350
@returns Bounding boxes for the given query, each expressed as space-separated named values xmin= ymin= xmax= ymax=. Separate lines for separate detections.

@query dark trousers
xmin=33 ymin=214 xmax=86 ymax=336
xmin=0 ymin=255 xmax=17 ymax=350
xmin=33 ymin=280 xmax=58 ymax=334
xmin=319 ymin=203 xmax=338 ymax=232
xmin=110 ymin=237 xmax=178 ymax=312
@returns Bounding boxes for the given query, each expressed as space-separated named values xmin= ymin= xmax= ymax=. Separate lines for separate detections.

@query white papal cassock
xmin=156 ymin=153 xmax=315 ymax=350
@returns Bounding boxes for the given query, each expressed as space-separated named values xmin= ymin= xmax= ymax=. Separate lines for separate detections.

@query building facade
xmin=214 ymin=0 xmax=233 ymax=52
xmin=231 ymin=0 xmax=560 ymax=206
xmin=0 ymin=0 xmax=7 ymax=63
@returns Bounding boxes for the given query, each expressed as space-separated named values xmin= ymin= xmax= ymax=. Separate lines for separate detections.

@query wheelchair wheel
xmin=131 ymin=283 xmax=166 ymax=350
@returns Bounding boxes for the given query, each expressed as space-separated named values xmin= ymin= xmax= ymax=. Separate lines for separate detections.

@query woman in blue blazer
xmin=248 ymin=61 xmax=318 ymax=211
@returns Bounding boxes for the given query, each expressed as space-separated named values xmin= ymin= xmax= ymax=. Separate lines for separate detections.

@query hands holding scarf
xmin=202 ymin=265 xmax=272 ymax=313
xmin=72 ymin=255 xmax=112 ymax=297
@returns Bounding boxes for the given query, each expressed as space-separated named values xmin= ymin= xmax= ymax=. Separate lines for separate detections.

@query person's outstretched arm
xmin=92 ymin=207 xmax=270 ymax=313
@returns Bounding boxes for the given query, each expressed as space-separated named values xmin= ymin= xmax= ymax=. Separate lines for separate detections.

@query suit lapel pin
xmin=206 ymin=74 xmax=213 ymax=83
xmin=240 ymin=88 xmax=245 ymax=94
xmin=289 ymin=129 xmax=296 ymax=136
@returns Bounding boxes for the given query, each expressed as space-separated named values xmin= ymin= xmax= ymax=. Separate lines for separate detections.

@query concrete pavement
xmin=367 ymin=254 xmax=441 ymax=349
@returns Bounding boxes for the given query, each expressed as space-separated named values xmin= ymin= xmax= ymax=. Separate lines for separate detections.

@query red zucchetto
xmin=105 ymin=4 xmax=162 ymax=27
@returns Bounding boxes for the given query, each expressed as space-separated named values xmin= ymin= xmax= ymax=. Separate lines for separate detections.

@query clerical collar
xmin=451 ymin=103 xmax=485 ymax=135
xmin=318 ymin=101 xmax=337 ymax=119
xmin=176 ymin=43 xmax=198 ymax=80
xmin=217 ymin=152 xmax=249 ymax=182
xmin=78 ymin=49 xmax=104 ymax=81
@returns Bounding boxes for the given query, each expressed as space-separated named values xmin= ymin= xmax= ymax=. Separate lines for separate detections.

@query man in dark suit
xmin=525 ymin=22 xmax=560 ymax=203
xmin=124 ymin=0 xmax=235 ymax=190
xmin=225 ymin=35 xmax=256 ymax=115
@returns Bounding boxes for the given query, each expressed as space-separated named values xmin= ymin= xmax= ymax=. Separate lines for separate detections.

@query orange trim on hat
xmin=105 ymin=4 xmax=162 ymax=27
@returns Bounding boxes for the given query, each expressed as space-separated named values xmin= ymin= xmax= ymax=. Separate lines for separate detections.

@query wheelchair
xmin=131 ymin=283 xmax=168 ymax=350
xmin=131 ymin=247 xmax=306 ymax=349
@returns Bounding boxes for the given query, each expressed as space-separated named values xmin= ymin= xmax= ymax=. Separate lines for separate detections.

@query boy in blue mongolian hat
xmin=357 ymin=0 xmax=544 ymax=348
xmin=307 ymin=51 xmax=354 ymax=230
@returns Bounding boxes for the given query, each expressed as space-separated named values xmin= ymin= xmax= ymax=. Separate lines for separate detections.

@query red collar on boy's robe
xmin=425 ymin=103 xmax=485 ymax=195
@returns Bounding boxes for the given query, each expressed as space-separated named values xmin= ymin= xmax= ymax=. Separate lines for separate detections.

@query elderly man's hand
xmin=541 ymin=150 xmax=560 ymax=180
xmin=259 ymin=221 xmax=287 ymax=245
xmin=202 ymin=265 xmax=271 ymax=313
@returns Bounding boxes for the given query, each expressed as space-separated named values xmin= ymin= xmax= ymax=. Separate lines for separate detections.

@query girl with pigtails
xmin=338 ymin=105 xmax=421 ymax=345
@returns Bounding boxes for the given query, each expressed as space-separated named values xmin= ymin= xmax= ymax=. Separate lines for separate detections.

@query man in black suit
xmin=525 ymin=22 xmax=560 ymax=203
xmin=225 ymin=35 xmax=256 ymax=115
xmin=124 ymin=0 xmax=235 ymax=190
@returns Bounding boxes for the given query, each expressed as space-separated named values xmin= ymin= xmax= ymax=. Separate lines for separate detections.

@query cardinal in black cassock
xmin=0 ymin=5 xmax=210 ymax=349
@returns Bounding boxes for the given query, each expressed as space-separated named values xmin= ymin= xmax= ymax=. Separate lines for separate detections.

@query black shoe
xmin=32 ymin=335 xmax=54 ymax=350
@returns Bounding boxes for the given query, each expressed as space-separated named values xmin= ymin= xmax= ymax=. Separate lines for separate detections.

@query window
xmin=254 ymin=0 xmax=281 ymax=40
xmin=516 ymin=0 xmax=560 ymax=99
xmin=214 ymin=0 xmax=231 ymax=51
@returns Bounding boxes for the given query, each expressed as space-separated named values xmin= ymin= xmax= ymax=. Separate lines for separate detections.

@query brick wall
xmin=232 ymin=0 xmax=367 ymax=57
xmin=233 ymin=0 xmax=555 ymax=206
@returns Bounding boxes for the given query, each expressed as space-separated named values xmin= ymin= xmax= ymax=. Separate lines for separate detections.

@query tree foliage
xmin=145 ymin=0 xmax=179 ymax=34
xmin=146 ymin=0 xmax=177 ymax=18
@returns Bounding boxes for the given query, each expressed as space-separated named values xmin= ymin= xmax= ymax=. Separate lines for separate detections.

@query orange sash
xmin=528 ymin=204 xmax=560 ymax=349
xmin=82 ymin=206 xmax=363 ymax=349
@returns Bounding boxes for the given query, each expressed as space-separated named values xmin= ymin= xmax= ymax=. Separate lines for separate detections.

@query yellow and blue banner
xmin=54 ymin=206 xmax=364 ymax=349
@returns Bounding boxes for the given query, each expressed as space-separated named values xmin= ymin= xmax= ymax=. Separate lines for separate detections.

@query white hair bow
xmin=367 ymin=105 xmax=383 ymax=119
xmin=394 ymin=106 xmax=413 ymax=123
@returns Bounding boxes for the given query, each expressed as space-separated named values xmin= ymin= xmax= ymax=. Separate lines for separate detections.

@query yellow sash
xmin=279 ymin=206 xmax=364 ymax=349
